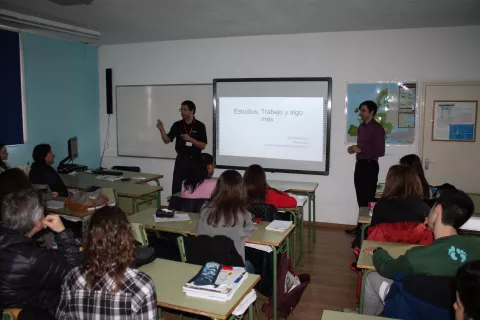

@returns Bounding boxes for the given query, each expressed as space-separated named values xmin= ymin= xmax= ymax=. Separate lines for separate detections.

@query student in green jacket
xmin=362 ymin=189 xmax=480 ymax=316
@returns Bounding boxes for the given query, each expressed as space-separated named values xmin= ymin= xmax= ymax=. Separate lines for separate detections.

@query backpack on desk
xmin=64 ymin=188 xmax=108 ymax=211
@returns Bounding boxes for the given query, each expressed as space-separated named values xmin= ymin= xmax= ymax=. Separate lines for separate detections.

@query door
xmin=422 ymin=83 xmax=480 ymax=193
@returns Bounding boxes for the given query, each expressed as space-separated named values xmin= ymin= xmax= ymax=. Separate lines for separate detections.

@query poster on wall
xmin=346 ymin=82 xmax=416 ymax=145
xmin=432 ymin=101 xmax=478 ymax=142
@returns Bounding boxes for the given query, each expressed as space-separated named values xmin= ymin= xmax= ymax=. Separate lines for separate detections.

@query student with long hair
xmin=197 ymin=170 xmax=255 ymax=272
xmin=181 ymin=153 xmax=216 ymax=199
xmin=371 ymin=165 xmax=430 ymax=228
xmin=56 ymin=207 xmax=157 ymax=319
xmin=243 ymin=164 xmax=297 ymax=208
xmin=400 ymin=154 xmax=431 ymax=199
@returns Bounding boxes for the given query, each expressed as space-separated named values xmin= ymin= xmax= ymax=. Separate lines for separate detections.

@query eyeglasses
xmin=179 ymin=108 xmax=190 ymax=112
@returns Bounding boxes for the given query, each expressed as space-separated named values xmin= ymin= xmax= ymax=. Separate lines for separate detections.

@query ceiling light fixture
xmin=0 ymin=9 xmax=100 ymax=39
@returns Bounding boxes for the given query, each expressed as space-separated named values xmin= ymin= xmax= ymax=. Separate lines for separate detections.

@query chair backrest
xmin=131 ymin=223 xmax=148 ymax=246
xmin=182 ymin=235 xmax=244 ymax=267
xmin=469 ymin=193 xmax=480 ymax=214
xmin=248 ymin=203 xmax=278 ymax=222
xmin=111 ymin=166 xmax=141 ymax=172
xmin=168 ymin=197 xmax=208 ymax=213
xmin=384 ymin=274 xmax=455 ymax=320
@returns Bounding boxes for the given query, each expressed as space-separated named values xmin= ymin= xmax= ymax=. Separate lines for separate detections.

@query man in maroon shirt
xmin=346 ymin=101 xmax=385 ymax=233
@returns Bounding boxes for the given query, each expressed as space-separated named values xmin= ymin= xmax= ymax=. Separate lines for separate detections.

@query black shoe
xmin=345 ymin=227 xmax=358 ymax=234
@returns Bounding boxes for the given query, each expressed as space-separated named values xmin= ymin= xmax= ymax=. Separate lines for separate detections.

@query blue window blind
xmin=0 ymin=29 xmax=24 ymax=145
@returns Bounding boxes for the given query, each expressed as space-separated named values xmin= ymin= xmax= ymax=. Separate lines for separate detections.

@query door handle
xmin=425 ymin=157 xmax=435 ymax=170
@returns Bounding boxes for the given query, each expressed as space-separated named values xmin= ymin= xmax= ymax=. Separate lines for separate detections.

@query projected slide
xmin=219 ymin=97 xmax=324 ymax=162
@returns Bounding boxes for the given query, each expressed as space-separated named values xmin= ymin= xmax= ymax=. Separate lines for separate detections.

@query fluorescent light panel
xmin=0 ymin=9 xmax=100 ymax=39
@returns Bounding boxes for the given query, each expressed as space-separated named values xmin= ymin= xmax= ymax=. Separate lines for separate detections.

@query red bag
xmin=262 ymin=253 xmax=310 ymax=319
xmin=64 ymin=189 xmax=108 ymax=211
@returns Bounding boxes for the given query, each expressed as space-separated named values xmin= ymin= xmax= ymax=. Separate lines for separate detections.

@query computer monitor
xmin=68 ymin=137 xmax=78 ymax=161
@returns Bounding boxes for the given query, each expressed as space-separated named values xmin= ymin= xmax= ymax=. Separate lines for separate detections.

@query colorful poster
xmin=432 ymin=101 xmax=477 ymax=141
xmin=346 ymin=83 xmax=416 ymax=145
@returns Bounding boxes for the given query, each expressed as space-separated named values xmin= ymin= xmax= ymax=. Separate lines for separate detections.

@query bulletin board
xmin=432 ymin=101 xmax=478 ymax=142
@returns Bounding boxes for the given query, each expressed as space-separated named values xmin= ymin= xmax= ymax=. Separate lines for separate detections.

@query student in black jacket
xmin=371 ymin=165 xmax=430 ymax=227
xmin=0 ymin=189 xmax=82 ymax=319
xmin=29 ymin=144 xmax=68 ymax=196
xmin=400 ymin=154 xmax=431 ymax=200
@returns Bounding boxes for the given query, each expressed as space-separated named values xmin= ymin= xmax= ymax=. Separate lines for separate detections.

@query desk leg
xmin=272 ymin=245 xmax=278 ymax=320
xmin=308 ymin=193 xmax=312 ymax=253
xmin=299 ymin=208 xmax=304 ymax=266
xmin=134 ymin=198 xmax=140 ymax=213
xmin=312 ymin=191 xmax=316 ymax=242
xmin=156 ymin=190 xmax=161 ymax=208
xmin=248 ymin=303 xmax=254 ymax=320
xmin=359 ymin=269 xmax=374 ymax=314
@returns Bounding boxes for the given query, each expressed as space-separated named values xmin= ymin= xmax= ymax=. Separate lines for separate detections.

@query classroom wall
xmin=98 ymin=26 xmax=480 ymax=225
xmin=7 ymin=32 xmax=100 ymax=169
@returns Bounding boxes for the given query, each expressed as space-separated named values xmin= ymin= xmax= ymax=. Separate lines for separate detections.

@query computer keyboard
xmin=91 ymin=169 xmax=123 ymax=176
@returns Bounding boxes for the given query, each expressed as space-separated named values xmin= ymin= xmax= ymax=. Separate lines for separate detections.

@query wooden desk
xmin=61 ymin=172 xmax=163 ymax=212
xmin=129 ymin=208 xmax=294 ymax=320
xmin=168 ymin=192 xmax=307 ymax=267
xmin=268 ymin=180 xmax=319 ymax=253
xmin=322 ymin=310 xmax=393 ymax=319
xmin=140 ymin=259 xmax=260 ymax=320
xmin=357 ymin=207 xmax=371 ymax=224
xmin=357 ymin=240 xmax=421 ymax=270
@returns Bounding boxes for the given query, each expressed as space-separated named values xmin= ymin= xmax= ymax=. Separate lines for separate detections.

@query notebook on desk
xmin=266 ymin=220 xmax=293 ymax=232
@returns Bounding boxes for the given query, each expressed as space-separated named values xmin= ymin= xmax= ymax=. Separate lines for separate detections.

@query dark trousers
xmin=354 ymin=160 xmax=379 ymax=207
xmin=18 ymin=307 xmax=55 ymax=320
xmin=172 ymin=156 xmax=192 ymax=195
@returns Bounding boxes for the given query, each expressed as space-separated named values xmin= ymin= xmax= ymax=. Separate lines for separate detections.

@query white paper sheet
xmin=153 ymin=213 xmax=191 ymax=223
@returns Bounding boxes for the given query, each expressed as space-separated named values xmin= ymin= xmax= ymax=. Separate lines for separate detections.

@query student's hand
xmin=364 ymin=247 xmax=376 ymax=256
xmin=181 ymin=134 xmax=193 ymax=142
xmin=42 ymin=214 xmax=66 ymax=233
xmin=156 ymin=119 xmax=164 ymax=130
xmin=347 ymin=146 xmax=355 ymax=154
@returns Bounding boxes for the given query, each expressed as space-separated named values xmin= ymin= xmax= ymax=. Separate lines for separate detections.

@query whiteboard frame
xmin=431 ymin=100 xmax=478 ymax=142
xmin=115 ymin=83 xmax=213 ymax=160
xmin=213 ymin=77 xmax=332 ymax=175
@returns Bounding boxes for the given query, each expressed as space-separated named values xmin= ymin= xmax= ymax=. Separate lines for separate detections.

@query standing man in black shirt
xmin=156 ymin=100 xmax=207 ymax=194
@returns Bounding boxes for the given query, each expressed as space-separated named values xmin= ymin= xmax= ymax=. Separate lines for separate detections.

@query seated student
xmin=56 ymin=206 xmax=157 ymax=319
xmin=0 ymin=189 xmax=82 ymax=320
xmin=243 ymin=164 xmax=297 ymax=208
xmin=371 ymin=165 xmax=430 ymax=227
xmin=29 ymin=144 xmax=68 ymax=197
xmin=350 ymin=165 xmax=433 ymax=270
xmin=400 ymin=154 xmax=432 ymax=199
xmin=0 ymin=143 xmax=9 ymax=173
xmin=362 ymin=189 xmax=480 ymax=316
xmin=181 ymin=153 xmax=216 ymax=199
xmin=196 ymin=170 xmax=255 ymax=272
xmin=455 ymin=260 xmax=480 ymax=320
xmin=0 ymin=168 xmax=32 ymax=205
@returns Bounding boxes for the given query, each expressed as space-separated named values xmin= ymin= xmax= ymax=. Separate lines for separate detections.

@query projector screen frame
xmin=213 ymin=77 xmax=332 ymax=175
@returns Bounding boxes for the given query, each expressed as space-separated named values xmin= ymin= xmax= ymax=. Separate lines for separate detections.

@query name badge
xmin=185 ymin=142 xmax=193 ymax=147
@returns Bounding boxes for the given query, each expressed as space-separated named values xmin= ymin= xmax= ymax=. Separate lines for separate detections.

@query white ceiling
xmin=1 ymin=0 xmax=480 ymax=44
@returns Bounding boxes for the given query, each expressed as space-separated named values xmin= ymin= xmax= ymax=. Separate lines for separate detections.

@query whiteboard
xmin=116 ymin=84 xmax=213 ymax=159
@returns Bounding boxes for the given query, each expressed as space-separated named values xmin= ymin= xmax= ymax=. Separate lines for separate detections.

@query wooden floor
xmin=164 ymin=227 xmax=358 ymax=319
